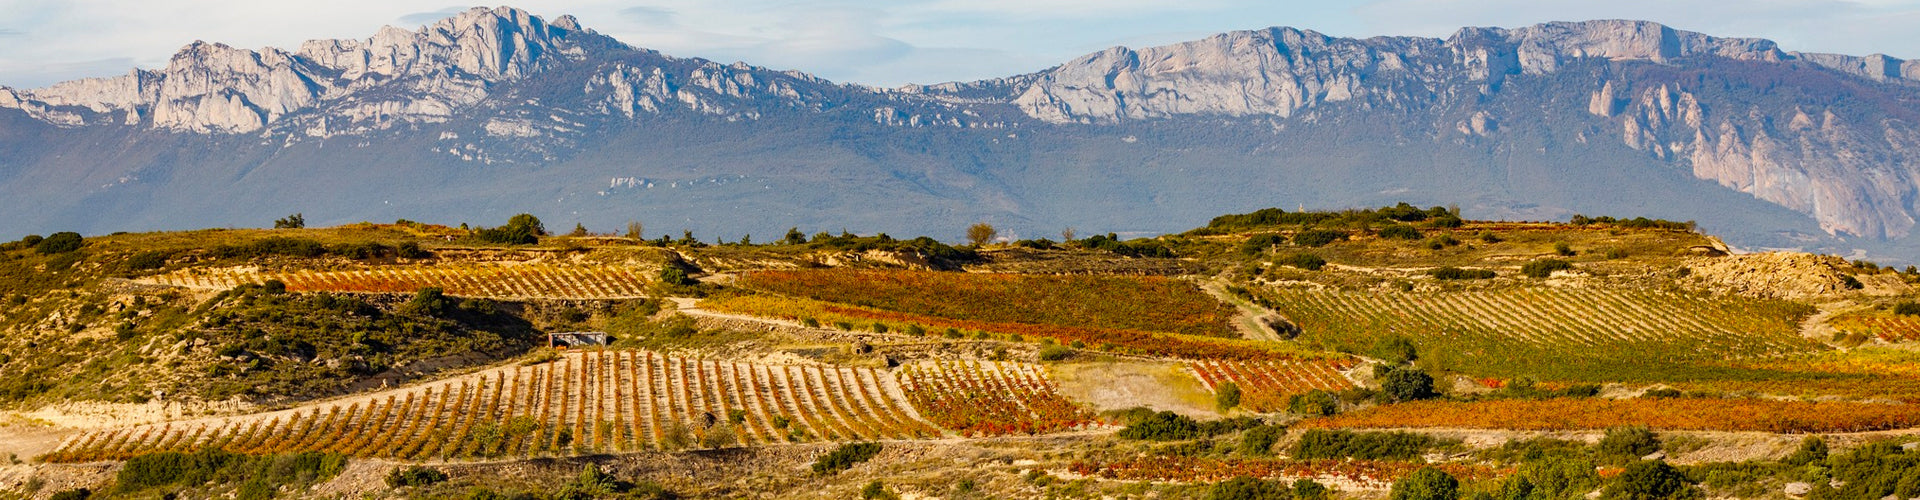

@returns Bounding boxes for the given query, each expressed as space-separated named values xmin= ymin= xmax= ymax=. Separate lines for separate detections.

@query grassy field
xmin=733 ymin=269 xmax=1237 ymax=338
xmin=1253 ymin=286 xmax=1820 ymax=382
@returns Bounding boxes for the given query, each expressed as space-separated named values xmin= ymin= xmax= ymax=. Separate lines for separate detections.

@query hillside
xmin=4 ymin=8 xmax=1920 ymax=261
xmin=4 ymin=208 xmax=1920 ymax=499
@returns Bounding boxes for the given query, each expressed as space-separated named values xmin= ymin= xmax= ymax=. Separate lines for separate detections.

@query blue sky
xmin=1 ymin=0 xmax=1917 ymax=89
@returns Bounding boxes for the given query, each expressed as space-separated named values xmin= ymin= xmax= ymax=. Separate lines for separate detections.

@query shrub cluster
xmin=813 ymin=442 xmax=883 ymax=475
xmin=1521 ymin=259 xmax=1573 ymax=278
xmin=1429 ymin=267 xmax=1496 ymax=280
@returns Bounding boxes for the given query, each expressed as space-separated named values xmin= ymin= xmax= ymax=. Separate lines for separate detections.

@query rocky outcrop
xmin=0 ymin=6 xmax=583 ymax=133
xmin=1002 ymin=19 xmax=1920 ymax=240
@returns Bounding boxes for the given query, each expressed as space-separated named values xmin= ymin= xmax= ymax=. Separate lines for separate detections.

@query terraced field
xmin=1830 ymin=313 xmax=1920 ymax=342
xmin=1297 ymin=398 xmax=1920 ymax=433
xmin=147 ymin=264 xmax=652 ymax=299
xmin=42 ymin=351 xmax=941 ymax=462
xmin=734 ymin=269 xmax=1236 ymax=338
xmin=1189 ymin=358 xmax=1360 ymax=412
xmin=896 ymin=360 xmax=1102 ymax=436
xmin=1257 ymin=287 xmax=1820 ymax=381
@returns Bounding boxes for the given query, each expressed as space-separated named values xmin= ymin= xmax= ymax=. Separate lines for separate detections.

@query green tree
xmin=273 ymin=213 xmax=305 ymax=229
xmin=783 ymin=227 xmax=807 ymax=245
xmin=1381 ymin=366 xmax=1436 ymax=402
xmin=35 ymin=232 xmax=83 ymax=254
xmin=1391 ymin=467 xmax=1459 ymax=500
xmin=568 ymin=223 xmax=588 ymax=237
xmin=507 ymin=213 xmax=546 ymax=236
xmin=966 ymin=222 xmax=998 ymax=246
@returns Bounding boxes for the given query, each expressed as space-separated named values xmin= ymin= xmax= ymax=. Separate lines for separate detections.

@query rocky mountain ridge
xmin=3 ymin=8 xmax=1920 ymax=261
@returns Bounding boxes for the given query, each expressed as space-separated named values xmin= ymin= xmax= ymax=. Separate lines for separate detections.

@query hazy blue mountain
xmin=3 ymin=7 xmax=1918 ymax=261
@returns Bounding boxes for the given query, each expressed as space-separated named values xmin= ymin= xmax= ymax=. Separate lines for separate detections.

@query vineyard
xmin=1256 ymin=287 xmax=1819 ymax=381
xmin=1189 ymin=358 xmax=1360 ymax=412
xmin=896 ymin=360 xmax=1103 ymax=436
xmin=1829 ymin=313 xmax=1920 ymax=342
xmin=146 ymin=263 xmax=652 ymax=299
xmin=41 ymin=351 xmax=940 ymax=462
xmin=1068 ymin=457 xmax=1499 ymax=486
xmin=1296 ymin=398 xmax=1920 ymax=433
xmin=700 ymin=294 xmax=1323 ymax=361
xmin=734 ymin=269 xmax=1237 ymax=337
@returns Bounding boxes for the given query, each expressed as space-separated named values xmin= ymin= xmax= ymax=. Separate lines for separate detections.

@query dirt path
xmin=667 ymin=297 xmax=806 ymax=330
xmin=1800 ymin=300 xmax=1854 ymax=342
xmin=1200 ymin=279 xmax=1285 ymax=342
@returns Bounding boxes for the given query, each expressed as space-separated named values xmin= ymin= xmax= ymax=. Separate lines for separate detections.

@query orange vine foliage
xmin=735 ymin=269 xmax=1236 ymax=337
xmin=1298 ymin=398 xmax=1920 ymax=433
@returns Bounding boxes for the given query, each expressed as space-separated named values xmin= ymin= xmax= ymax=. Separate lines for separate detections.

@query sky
xmin=1 ymin=0 xmax=1917 ymax=89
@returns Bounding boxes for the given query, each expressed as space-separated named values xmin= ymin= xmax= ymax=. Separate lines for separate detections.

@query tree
xmin=783 ymin=227 xmax=807 ymax=245
xmin=35 ymin=232 xmax=83 ymax=254
xmin=1391 ymin=467 xmax=1459 ymax=500
xmin=568 ymin=223 xmax=588 ymax=237
xmin=1061 ymin=227 xmax=1076 ymax=242
xmin=273 ymin=213 xmax=305 ymax=229
xmin=1381 ymin=366 xmax=1436 ymax=402
xmin=507 ymin=213 xmax=546 ymax=236
xmin=626 ymin=221 xmax=645 ymax=239
xmin=1601 ymin=460 xmax=1699 ymax=500
xmin=966 ymin=222 xmax=998 ymax=246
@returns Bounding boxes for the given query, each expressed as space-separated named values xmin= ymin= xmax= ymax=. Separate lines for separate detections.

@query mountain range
xmin=3 ymin=6 xmax=1919 ymax=261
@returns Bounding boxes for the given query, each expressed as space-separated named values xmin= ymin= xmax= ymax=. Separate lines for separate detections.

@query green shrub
xmin=1240 ymin=234 xmax=1287 ymax=256
xmin=126 ymin=251 xmax=171 ymax=271
xmin=1600 ymin=460 xmax=1699 ymax=500
xmin=1278 ymin=253 xmax=1327 ymax=271
xmin=1380 ymin=225 xmax=1423 ymax=240
xmin=1216 ymin=382 xmax=1242 ymax=411
xmin=1894 ymin=302 xmax=1920 ymax=316
xmin=1293 ymin=429 xmax=1436 ymax=461
xmin=1293 ymin=230 xmax=1349 ymax=247
xmin=35 ymin=232 xmax=84 ymax=254
xmin=1208 ymin=476 xmax=1291 ymax=500
xmin=1037 ymin=345 xmax=1074 ymax=361
xmin=1287 ymin=389 xmax=1340 ymax=417
xmin=1293 ymin=479 xmax=1331 ymax=500
xmin=1840 ymin=274 xmax=1864 ymax=290
xmin=1553 ymin=242 xmax=1576 ymax=256
xmin=1521 ymin=259 xmax=1574 ymax=278
xmin=387 ymin=466 xmax=449 ymax=487
xmin=48 ymin=489 xmax=90 ymax=500
xmin=1390 ymin=467 xmax=1459 ymax=500
xmin=1239 ymin=425 xmax=1286 ymax=456
xmin=1783 ymin=436 xmax=1828 ymax=467
xmin=813 ymin=442 xmax=883 ymax=475
xmin=1597 ymin=426 xmax=1661 ymax=460
xmin=861 ymin=480 xmax=899 ymax=500
xmin=1429 ymin=267 xmax=1495 ymax=280
xmin=1371 ymin=336 xmax=1418 ymax=364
